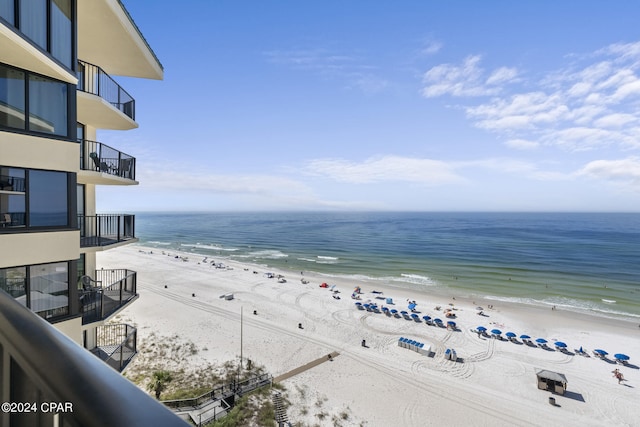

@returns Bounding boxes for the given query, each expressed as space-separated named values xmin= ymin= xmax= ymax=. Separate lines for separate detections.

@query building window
xmin=28 ymin=73 xmax=68 ymax=135
xmin=0 ymin=0 xmax=15 ymax=26
xmin=0 ymin=62 xmax=72 ymax=138
xmin=50 ymin=0 xmax=73 ymax=67
xmin=76 ymin=253 xmax=85 ymax=283
xmin=28 ymin=170 xmax=68 ymax=226
xmin=1 ymin=166 xmax=70 ymax=230
xmin=0 ymin=64 xmax=26 ymax=130
xmin=0 ymin=167 xmax=26 ymax=228
xmin=9 ymin=0 xmax=75 ymax=69
xmin=76 ymin=122 xmax=84 ymax=141
xmin=19 ymin=0 xmax=47 ymax=48
xmin=29 ymin=262 xmax=69 ymax=319
xmin=0 ymin=262 xmax=71 ymax=320
xmin=0 ymin=266 xmax=26 ymax=301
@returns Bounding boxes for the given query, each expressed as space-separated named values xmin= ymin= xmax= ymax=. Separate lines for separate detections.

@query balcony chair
xmin=0 ymin=178 xmax=13 ymax=190
xmin=89 ymin=152 xmax=110 ymax=173
xmin=1 ymin=213 xmax=11 ymax=227
xmin=118 ymin=158 xmax=133 ymax=179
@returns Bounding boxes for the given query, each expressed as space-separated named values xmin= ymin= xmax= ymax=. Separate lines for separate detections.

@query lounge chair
xmin=89 ymin=152 xmax=109 ymax=172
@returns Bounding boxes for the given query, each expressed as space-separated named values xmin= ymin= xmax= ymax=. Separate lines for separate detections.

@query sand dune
xmin=99 ymin=245 xmax=640 ymax=426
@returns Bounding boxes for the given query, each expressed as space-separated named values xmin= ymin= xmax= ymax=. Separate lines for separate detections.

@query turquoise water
xmin=135 ymin=212 xmax=640 ymax=319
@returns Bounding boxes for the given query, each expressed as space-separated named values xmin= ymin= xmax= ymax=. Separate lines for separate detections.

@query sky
xmin=97 ymin=1 xmax=640 ymax=212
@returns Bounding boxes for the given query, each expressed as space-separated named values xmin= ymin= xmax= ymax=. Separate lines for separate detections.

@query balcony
xmin=80 ymin=269 xmax=137 ymax=324
xmin=79 ymin=214 xmax=136 ymax=248
xmin=0 ymin=289 xmax=185 ymax=427
xmin=78 ymin=139 xmax=137 ymax=184
xmin=77 ymin=59 xmax=137 ymax=130
xmin=90 ymin=323 xmax=137 ymax=372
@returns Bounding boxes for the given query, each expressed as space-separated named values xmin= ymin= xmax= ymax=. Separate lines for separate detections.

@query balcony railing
xmin=90 ymin=324 xmax=137 ymax=372
xmin=80 ymin=269 xmax=137 ymax=324
xmin=77 ymin=59 xmax=136 ymax=120
xmin=0 ymin=289 xmax=186 ymax=427
xmin=79 ymin=139 xmax=136 ymax=180
xmin=79 ymin=214 xmax=135 ymax=248
xmin=0 ymin=174 xmax=26 ymax=192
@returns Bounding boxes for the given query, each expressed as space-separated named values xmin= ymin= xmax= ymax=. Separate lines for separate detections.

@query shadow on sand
xmin=562 ymin=391 xmax=586 ymax=403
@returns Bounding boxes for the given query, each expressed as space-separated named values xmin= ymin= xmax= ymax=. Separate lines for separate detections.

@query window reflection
xmin=0 ymin=263 xmax=71 ymax=320
xmin=28 ymin=170 xmax=68 ymax=227
xmin=29 ymin=263 xmax=69 ymax=319
xmin=29 ymin=74 xmax=68 ymax=135
xmin=0 ymin=167 xmax=26 ymax=228
xmin=0 ymin=64 xmax=26 ymax=130
xmin=19 ymin=0 xmax=47 ymax=48
xmin=51 ymin=0 xmax=73 ymax=68
xmin=0 ymin=267 xmax=26 ymax=303
xmin=0 ymin=0 xmax=15 ymax=26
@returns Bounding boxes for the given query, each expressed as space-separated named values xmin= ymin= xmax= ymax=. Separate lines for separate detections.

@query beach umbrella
xmin=422 ymin=315 xmax=431 ymax=321
xmin=408 ymin=302 xmax=417 ymax=310
xmin=447 ymin=321 xmax=456 ymax=326
xmin=535 ymin=338 xmax=547 ymax=344
xmin=476 ymin=326 xmax=487 ymax=331
xmin=491 ymin=329 xmax=502 ymax=335
xmin=614 ymin=353 xmax=630 ymax=361
xmin=554 ymin=341 xmax=567 ymax=348
xmin=411 ymin=313 xmax=420 ymax=319
xmin=520 ymin=334 xmax=531 ymax=339
xmin=400 ymin=311 xmax=408 ymax=315
xmin=476 ymin=307 xmax=484 ymax=311
xmin=390 ymin=309 xmax=398 ymax=314
xmin=594 ymin=349 xmax=608 ymax=356
xmin=505 ymin=332 xmax=516 ymax=338
xmin=434 ymin=318 xmax=443 ymax=324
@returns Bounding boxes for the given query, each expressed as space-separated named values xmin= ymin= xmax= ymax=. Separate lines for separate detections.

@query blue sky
xmin=97 ymin=1 xmax=640 ymax=212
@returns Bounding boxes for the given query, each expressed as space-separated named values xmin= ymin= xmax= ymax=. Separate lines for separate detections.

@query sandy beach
xmin=99 ymin=244 xmax=640 ymax=426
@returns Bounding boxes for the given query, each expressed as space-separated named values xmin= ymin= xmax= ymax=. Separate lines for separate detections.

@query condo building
xmin=1 ymin=0 xmax=161 ymax=370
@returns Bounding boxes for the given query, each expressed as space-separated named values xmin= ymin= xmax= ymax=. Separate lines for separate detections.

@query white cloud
xmin=304 ymin=156 xmax=462 ymax=184
xmin=467 ymin=92 xmax=568 ymax=131
xmin=445 ymin=41 xmax=640 ymax=152
xmin=576 ymin=157 xmax=640 ymax=185
xmin=486 ymin=67 xmax=518 ymax=85
xmin=421 ymin=40 xmax=443 ymax=55
xmin=504 ymin=139 xmax=540 ymax=150
xmin=593 ymin=113 xmax=637 ymax=128
xmin=421 ymin=55 xmax=518 ymax=97
xmin=598 ymin=41 xmax=640 ymax=63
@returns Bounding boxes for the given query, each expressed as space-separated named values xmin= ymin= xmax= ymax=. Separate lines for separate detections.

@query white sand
xmin=99 ymin=245 xmax=640 ymax=427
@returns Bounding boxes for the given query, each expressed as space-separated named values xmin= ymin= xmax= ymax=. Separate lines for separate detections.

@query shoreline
xmin=100 ymin=244 xmax=640 ymax=426
xmin=144 ymin=241 xmax=640 ymax=325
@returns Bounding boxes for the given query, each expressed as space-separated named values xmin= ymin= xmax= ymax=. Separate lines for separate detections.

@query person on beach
xmin=612 ymin=369 xmax=624 ymax=384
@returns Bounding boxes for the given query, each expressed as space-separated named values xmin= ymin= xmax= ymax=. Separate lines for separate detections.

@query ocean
xmin=134 ymin=212 xmax=640 ymax=320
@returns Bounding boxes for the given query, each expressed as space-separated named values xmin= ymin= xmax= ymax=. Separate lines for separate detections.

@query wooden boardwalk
xmin=273 ymin=351 xmax=340 ymax=383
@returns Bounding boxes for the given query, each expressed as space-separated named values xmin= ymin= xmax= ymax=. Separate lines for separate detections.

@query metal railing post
xmin=96 ymin=215 xmax=101 ymax=246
